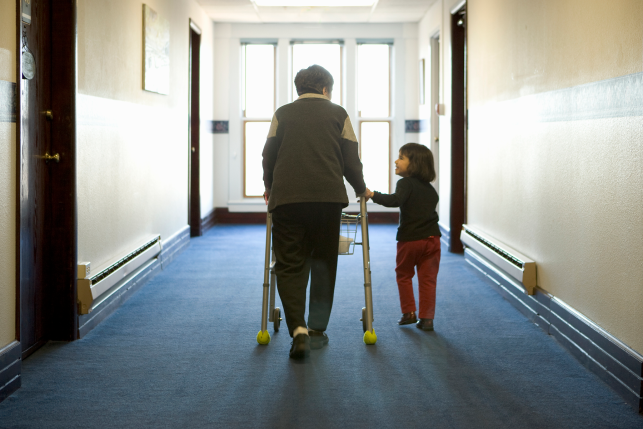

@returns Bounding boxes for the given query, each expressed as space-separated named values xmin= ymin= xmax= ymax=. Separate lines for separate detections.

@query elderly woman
xmin=262 ymin=65 xmax=367 ymax=359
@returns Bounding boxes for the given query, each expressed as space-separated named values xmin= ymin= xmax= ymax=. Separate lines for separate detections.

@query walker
xmin=256 ymin=196 xmax=377 ymax=345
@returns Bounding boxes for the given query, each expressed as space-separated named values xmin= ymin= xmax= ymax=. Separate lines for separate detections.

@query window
xmin=357 ymin=44 xmax=391 ymax=193
xmin=291 ymin=42 xmax=342 ymax=104
xmin=243 ymin=44 xmax=275 ymax=197
xmin=240 ymin=40 xmax=394 ymax=199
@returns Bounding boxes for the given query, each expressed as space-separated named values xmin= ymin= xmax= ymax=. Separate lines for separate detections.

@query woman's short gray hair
xmin=294 ymin=64 xmax=334 ymax=96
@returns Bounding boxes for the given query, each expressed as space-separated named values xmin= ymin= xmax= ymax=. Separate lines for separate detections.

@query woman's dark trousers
xmin=271 ymin=202 xmax=342 ymax=337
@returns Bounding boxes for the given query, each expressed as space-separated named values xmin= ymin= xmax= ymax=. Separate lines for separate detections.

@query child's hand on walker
xmin=359 ymin=188 xmax=374 ymax=202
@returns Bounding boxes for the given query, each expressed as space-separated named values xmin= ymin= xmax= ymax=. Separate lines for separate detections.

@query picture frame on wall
xmin=419 ymin=58 xmax=425 ymax=105
xmin=143 ymin=4 xmax=170 ymax=95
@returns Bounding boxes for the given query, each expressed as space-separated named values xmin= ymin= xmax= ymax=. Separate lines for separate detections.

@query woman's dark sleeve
xmin=371 ymin=178 xmax=411 ymax=208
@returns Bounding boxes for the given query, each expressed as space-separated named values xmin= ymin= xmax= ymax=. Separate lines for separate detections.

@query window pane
xmin=244 ymin=45 xmax=274 ymax=118
xmin=358 ymin=44 xmax=389 ymax=117
xmin=361 ymin=122 xmax=390 ymax=193
xmin=292 ymin=44 xmax=341 ymax=104
xmin=245 ymin=121 xmax=271 ymax=196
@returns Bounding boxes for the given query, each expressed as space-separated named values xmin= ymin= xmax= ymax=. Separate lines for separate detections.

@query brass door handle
xmin=434 ymin=137 xmax=439 ymax=143
xmin=42 ymin=152 xmax=60 ymax=163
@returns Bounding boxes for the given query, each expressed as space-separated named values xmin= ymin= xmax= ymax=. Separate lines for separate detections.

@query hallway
xmin=0 ymin=225 xmax=640 ymax=428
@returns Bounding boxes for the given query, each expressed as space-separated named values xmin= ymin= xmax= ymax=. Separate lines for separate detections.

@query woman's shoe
xmin=289 ymin=333 xmax=311 ymax=359
xmin=416 ymin=318 xmax=434 ymax=331
xmin=398 ymin=312 xmax=417 ymax=325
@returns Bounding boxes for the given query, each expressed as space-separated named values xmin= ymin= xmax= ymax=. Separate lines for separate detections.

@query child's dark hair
xmin=399 ymin=143 xmax=436 ymax=183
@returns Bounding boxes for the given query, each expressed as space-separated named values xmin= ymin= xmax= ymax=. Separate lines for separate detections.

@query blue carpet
xmin=0 ymin=225 xmax=641 ymax=428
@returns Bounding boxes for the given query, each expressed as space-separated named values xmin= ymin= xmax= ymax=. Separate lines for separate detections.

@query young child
xmin=365 ymin=143 xmax=441 ymax=331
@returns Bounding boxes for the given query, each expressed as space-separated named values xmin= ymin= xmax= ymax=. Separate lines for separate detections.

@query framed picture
xmin=419 ymin=58 xmax=425 ymax=105
xmin=143 ymin=4 xmax=170 ymax=95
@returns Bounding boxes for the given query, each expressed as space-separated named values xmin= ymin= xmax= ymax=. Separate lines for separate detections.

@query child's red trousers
xmin=395 ymin=236 xmax=441 ymax=319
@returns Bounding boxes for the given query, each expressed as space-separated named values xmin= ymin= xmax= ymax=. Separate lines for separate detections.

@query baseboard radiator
xmin=460 ymin=225 xmax=537 ymax=295
xmin=77 ymin=236 xmax=161 ymax=314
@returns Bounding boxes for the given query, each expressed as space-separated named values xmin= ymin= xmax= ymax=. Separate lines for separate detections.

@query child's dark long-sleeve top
xmin=371 ymin=177 xmax=440 ymax=242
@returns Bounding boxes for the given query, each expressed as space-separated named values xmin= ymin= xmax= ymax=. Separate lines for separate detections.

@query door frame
xmin=430 ymin=32 xmax=440 ymax=196
xmin=188 ymin=19 xmax=202 ymax=237
xmin=449 ymin=3 xmax=467 ymax=253
xmin=16 ymin=0 xmax=78 ymax=352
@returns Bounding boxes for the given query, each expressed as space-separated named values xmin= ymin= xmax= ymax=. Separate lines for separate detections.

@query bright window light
xmin=292 ymin=44 xmax=341 ymax=104
xmin=255 ymin=0 xmax=375 ymax=6
xmin=361 ymin=122 xmax=390 ymax=193
xmin=244 ymin=44 xmax=275 ymax=118
xmin=358 ymin=44 xmax=389 ymax=117
xmin=245 ymin=121 xmax=271 ymax=197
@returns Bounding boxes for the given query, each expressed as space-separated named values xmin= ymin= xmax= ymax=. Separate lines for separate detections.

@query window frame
xmin=242 ymin=43 xmax=276 ymax=198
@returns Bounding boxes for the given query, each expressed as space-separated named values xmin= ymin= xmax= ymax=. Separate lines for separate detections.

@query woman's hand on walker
xmin=263 ymin=190 xmax=270 ymax=205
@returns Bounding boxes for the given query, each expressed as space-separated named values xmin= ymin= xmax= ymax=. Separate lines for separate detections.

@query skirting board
xmin=464 ymin=248 xmax=643 ymax=413
xmin=160 ymin=225 xmax=191 ymax=269
xmin=77 ymin=225 xmax=191 ymax=339
xmin=201 ymin=209 xmax=217 ymax=232
xmin=0 ymin=341 xmax=21 ymax=404
xmin=212 ymin=207 xmax=399 ymax=224
xmin=438 ymin=222 xmax=450 ymax=248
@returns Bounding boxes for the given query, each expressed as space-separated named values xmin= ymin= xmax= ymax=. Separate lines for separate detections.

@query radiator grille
xmin=90 ymin=237 xmax=160 ymax=285
xmin=463 ymin=227 xmax=524 ymax=269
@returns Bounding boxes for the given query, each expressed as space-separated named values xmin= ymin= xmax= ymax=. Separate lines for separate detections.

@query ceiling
xmin=196 ymin=0 xmax=438 ymax=23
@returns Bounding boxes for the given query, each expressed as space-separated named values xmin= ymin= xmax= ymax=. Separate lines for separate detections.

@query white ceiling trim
xmin=197 ymin=0 xmax=437 ymax=23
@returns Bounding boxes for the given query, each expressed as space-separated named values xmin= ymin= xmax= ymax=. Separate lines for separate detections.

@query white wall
xmin=465 ymin=0 xmax=643 ymax=354
xmin=417 ymin=0 xmax=464 ymax=232
xmin=0 ymin=0 xmax=16 ymax=349
xmin=212 ymin=22 xmax=420 ymax=213
xmin=77 ymin=0 xmax=215 ymax=271
xmin=418 ymin=1 xmax=443 ymax=206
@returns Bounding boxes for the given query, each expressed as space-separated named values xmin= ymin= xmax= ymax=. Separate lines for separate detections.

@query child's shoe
xmin=398 ymin=312 xmax=417 ymax=325
xmin=416 ymin=318 xmax=434 ymax=331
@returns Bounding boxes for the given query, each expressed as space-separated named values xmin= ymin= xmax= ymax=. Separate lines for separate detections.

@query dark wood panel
xmin=214 ymin=208 xmax=266 ymax=224
xmin=343 ymin=211 xmax=399 ymax=224
xmin=47 ymin=0 xmax=78 ymax=341
xmin=449 ymin=8 xmax=467 ymax=253
xmin=19 ymin=0 xmax=53 ymax=356
xmin=211 ymin=208 xmax=399 ymax=224
xmin=188 ymin=28 xmax=202 ymax=237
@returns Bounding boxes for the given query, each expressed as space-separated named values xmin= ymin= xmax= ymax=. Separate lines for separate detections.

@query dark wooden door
xmin=19 ymin=0 xmax=78 ymax=356
xmin=188 ymin=24 xmax=202 ymax=237
xmin=19 ymin=0 xmax=52 ymax=358
xmin=449 ymin=6 xmax=467 ymax=253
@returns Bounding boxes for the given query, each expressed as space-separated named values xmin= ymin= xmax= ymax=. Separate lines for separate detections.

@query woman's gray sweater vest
xmin=262 ymin=96 xmax=366 ymax=212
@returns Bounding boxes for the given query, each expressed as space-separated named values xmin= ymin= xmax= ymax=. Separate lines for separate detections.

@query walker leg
xmin=359 ymin=197 xmax=377 ymax=345
xmin=257 ymin=213 xmax=272 ymax=345
xmin=269 ymin=251 xmax=276 ymax=322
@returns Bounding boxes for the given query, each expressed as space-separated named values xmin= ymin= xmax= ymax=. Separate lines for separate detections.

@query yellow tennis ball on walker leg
xmin=256 ymin=330 xmax=271 ymax=345
xmin=363 ymin=329 xmax=377 ymax=345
